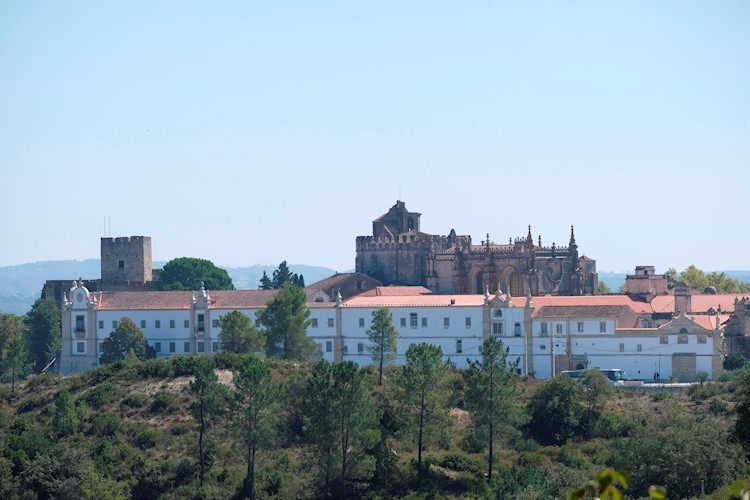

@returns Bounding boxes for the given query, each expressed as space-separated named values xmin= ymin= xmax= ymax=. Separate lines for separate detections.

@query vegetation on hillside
xmin=1 ymin=346 xmax=749 ymax=499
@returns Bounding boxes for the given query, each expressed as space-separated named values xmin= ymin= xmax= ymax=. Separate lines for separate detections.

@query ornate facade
xmin=355 ymin=201 xmax=598 ymax=296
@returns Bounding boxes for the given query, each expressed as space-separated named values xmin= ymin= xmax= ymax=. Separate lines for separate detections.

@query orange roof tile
xmin=342 ymin=294 xmax=485 ymax=308
xmin=358 ymin=286 xmax=433 ymax=297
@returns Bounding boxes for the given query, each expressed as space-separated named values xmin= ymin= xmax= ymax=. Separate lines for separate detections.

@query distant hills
xmin=0 ymin=260 xmax=339 ymax=315
xmin=1 ymin=261 xmax=748 ymax=316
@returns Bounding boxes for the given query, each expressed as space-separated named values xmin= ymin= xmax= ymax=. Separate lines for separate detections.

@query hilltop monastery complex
xmin=56 ymin=202 xmax=750 ymax=381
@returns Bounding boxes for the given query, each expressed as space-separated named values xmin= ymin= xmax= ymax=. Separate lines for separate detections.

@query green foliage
xmin=259 ymin=282 xmax=314 ymax=360
xmin=725 ymin=353 xmax=749 ymax=371
xmin=735 ymin=365 xmax=750 ymax=452
xmin=190 ymin=356 xmax=220 ymax=485
xmin=158 ymin=256 xmax=234 ymax=291
xmin=598 ymin=281 xmax=612 ymax=294
xmin=697 ymin=369 xmax=709 ymax=386
xmin=671 ymin=265 xmax=750 ymax=294
xmin=99 ymin=317 xmax=155 ymax=365
xmin=464 ymin=336 xmax=519 ymax=482
xmin=567 ymin=468 xmax=629 ymax=500
xmin=218 ymin=310 xmax=264 ymax=353
xmin=366 ymin=307 xmax=399 ymax=385
xmin=397 ymin=343 xmax=450 ymax=482
xmin=150 ymin=390 xmax=176 ymax=413
xmin=91 ymin=413 xmax=123 ymax=436
xmin=52 ymin=388 xmax=79 ymax=437
xmin=121 ymin=392 xmax=147 ymax=408
xmin=24 ymin=298 xmax=60 ymax=373
xmin=527 ymin=375 xmax=584 ymax=445
xmin=81 ymin=380 xmax=120 ymax=408
xmin=0 ymin=312 xmax=25 ymax=376
xmin=5 ymin=332 xmax=28 ymax=393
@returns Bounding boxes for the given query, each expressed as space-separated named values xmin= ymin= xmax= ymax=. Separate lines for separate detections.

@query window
xmin=465 ymin=317 xmax=471 ymax=328
xmin=444 ymin=317 xmax=450 ymax=328
xmin=98 ymin=320 xmax=104 ymax=329
xmin=155 ymin=342 xmax=162 ymax=353
xmin=255 ymin=319 xmax=261 ymax=327
xmin=637 ymin=344 xmax=642 ymax=352
xmin=118 ymin=260 xmax=124 ymax=269
xmin=170 ymin=320 xmax=175 ymax=329
xmin=184 ymin=320 xmax=189 ymax=328
xmin=400 ymin=318 xmax=407 ymax=327
xmin=660 ymin=335 xmax=668 ymax=344
xmin=642 ymin=320 xmax=653 ymax=328
xmin=212 ymin=319 xmax=219 ymax=328
xmin=494 ymin=309 xmax=502 ymax=318
xmin=140 ymin=320 xmax=146 ymax=328
xmin=328 ymin=318 xmax=334 ymax=328
xmin=312 ymin=318 xmax=318 ymax=328
xmin=698 ymin=334 xmax=707 ymax=344
xmin=577 ymin=322 xmax=584 ymax=333
xmin=113 ymin=320 xmax=118 ymax=328
xmin=358 ymin=342 xmax=364 ymax=353
xmin=99 ymin=342 xmax=104 ymax=352
xmin=514 ymin=323 xmax=522 ymax=336
xmin=540 ymin=323 xmax=548 ymax=337
xmin=619 ymin=343 xmax=624 ymax=352
xmin=359 ymin=318 xmax=365 ymax=328
xmin=342 ymin=344 xmax=348 ymax=354
xmin=75 ymin=315 xmax=85 ymax=333
xmin=410 ymin=313 xmax=418 ymax=327
xmin=198 ymin=314 xmax=205 ymax=332
xmin=326 ymin=341 xmax=332 ymax=353
xmin=540 ymin=344 xmax=547 ymax=350
xmin=421 ymin=317 xmax=427 ymax=327
xmin=184 ymin=341 xmax=190 ymax=353
xmin=678 ymin=335 xmax=688 ymax=344
xmin=599 ymin=322 xmax=606 ymax=333
xmin=456 ymin=339 xmax=462 ymax=353
xmin=76 ymin=341 xmax=85 ymax=353
xmin=155 ymin=320 xmax=161 ymax=329
xmin=169 ymin=342 xmax=176 ymax=353
xmin=212 ymin=342 xmax=218 ymax=353
xmin=556 ymin=324 xmax=563 ymax=334
xmin=197 ymin=342 xmax=205 ymax=353
xmin=492 ymin=322 xmax=503 ymax=335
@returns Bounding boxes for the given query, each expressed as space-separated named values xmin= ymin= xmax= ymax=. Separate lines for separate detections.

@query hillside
xmin=1 ymin=356 xmax=748 ymax=499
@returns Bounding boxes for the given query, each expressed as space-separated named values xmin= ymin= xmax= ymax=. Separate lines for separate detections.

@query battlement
xmin=356 ymin=233 xmax=470 ymax=252
xmin=101 ymin=236 xmax=149 ymax=244
xmin=101 ymin=236 xmax=152 ymax=283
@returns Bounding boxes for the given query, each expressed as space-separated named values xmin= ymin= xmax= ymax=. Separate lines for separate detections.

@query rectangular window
xmin=619 ymin=343 xmax=624 ymax=352
xmin=577 ymin=322 xmax=584 ymax=333
xmin=170 ymin=320 xmax=175 ymax=329
xmin=184 ymin=320 xmax=189 ymax=328
xmin=637 ymin=344 xmax=642 ymax=352
xmin=98 ymin=342 xmax=104 ymax=352
xmin=456 ymin=339 xmax=462 ymax=354
xmin=400 ymin=318 xmax=406 ymax=327
xmin=184 ymin=341 xmax=190 ymax=353
xmin=212 ymin=342 xmax=218 ymax=353
xmin=421 ymin=317 xmax=427 ymax=327
xmin=678 ymin=335 xmax=688 ymax=344
xmin=118 ymin=260 xmax=124 ymax=269
xmin=198 ymin=314 xmax=205 ymax=332
xmin=514 ymin=323 xmax=522 ymax=336
xmin=212 ymin=319 xmax=219 ymax=328
xmin=492 ymin=322 xmax=503 ymax=335
xmin=698 ymin=334 xmax=707 ymax=344
xmin=140 ymin=320 xmax=146 ymax=328
xmin=599 ymin=322 xmax=606 ymax=333
xmin=169 ymin=342 xmax=176 ymax=353
xmin=98 ymin=320 xmax=104 ymax=329
xmin=155 ymin=342 xmax=162 ymax=353
xmin=357 ymin=342 xmax=364 ymax=353
xmin=660 ymin=335 xmax=668 ymax=344
xmin=326 ymin=341 xmax=332 ymax=353
xmin=197 ymin=342 xmax=205 ymax=353
xmin=556 ymin=324 xmax=563 ymax=334
xmin=444 ymin=317 xmax=450 ymax=328
xmin=75 ymin=315 xmax=85 ymax=333
xmin=410 ymin=313 xmax=418 ymax=327
xmin=539 ymin=344 xmax=547 ymax=350
xmin=155 ymin=320 xmax=161 ymax=329
xmin=540 ymin=323 xmax=548 ymax=337
xmin=76 ymin=341 xmax=85 ymax=353
xmin=342 ymin=344 xmax=348 ymax=354
xmin=113 ymin=320 xmax=118 ymax=328
xmin=328 ymin=318 xmax=334 ymax=328
xmin=465 ymin=317 xmax=471 ymax=328
xmin=312 ymin=318 xmax=318 ymax=328
xmin=255 ymin=319 xmax=261 ymax=327
xmin=359 ymin=318 xmax=365 ymax=328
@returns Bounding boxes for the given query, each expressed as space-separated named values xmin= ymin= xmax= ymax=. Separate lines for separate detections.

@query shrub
xmin=133 ymin=427 xmax=159 ymax=449
xmin=121 ymin=393 xmax=147 ymax=408
xmin=688 ymin=383 xmax=720 ymax=401
xmin=171 ymin=356 xmax=200 ymax=377
xmin=708 ymin=399 xmax=729 ymax=415
xmin=150 ymin=391 xmax=176 ymax=413
xmin=91 ymin=414 xmax=123 ymax=436
xmin=438 ymin=453 xmax=482 ymax=474
xmin=82 ymin=381 xmax=120 ymax=409
xmin=138 ymin=359 xmax=172 ymax=379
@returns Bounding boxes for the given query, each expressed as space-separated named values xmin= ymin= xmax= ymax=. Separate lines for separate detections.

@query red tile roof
xmin=533 ymin=305 xmax=632 ymax=318
xmin=342 ymin=294 xmax=485 ymax=308
xmin=96 ymin=290 xmax=278 ymax=310
xmin=358 ymin=286 xmax=433 ymax=297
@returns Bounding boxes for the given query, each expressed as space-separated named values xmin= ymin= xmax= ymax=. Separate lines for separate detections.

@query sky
xmin=1 ymin=1 xmax=748 ymax=274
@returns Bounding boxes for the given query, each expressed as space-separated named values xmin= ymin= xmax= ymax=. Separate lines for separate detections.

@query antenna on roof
xmin=398 ymin=182 xmax=401 ymax=201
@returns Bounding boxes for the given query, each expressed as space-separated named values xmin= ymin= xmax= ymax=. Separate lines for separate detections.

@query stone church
xmin=355 ymin=201 xmax=598 ymax=296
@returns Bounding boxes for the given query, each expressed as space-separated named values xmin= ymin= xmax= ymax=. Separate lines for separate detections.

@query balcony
xmin=75 ymin=329 xmax=86 ymax=339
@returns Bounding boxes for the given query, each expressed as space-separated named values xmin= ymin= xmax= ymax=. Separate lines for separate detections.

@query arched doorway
xmin=470 ymin=267 xmax=485 ymax=294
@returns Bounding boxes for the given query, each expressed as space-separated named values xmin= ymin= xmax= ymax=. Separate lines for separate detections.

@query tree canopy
xmin=258 ymin=282 xmax=314 ymax=360
xmin=158 ymin=257 xmax=234 ymax=291
xmin=666 ymin=265 xmax=750 ymax=294
xmin=25 ymin=298 xmax=61 ymax=373
xmin=366 ymin=308 xmax=399 ymax=385
xmin=99 ymin=317 xmax=155 ymax=365
xmin=218 ymin=311 xmax=264 ymax=354
xmin=259 ymin=261 xmax=305 ymax=290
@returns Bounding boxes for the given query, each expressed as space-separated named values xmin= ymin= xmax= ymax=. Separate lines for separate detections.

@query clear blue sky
xmin=1 ymin=1 xmax=748 ymax=274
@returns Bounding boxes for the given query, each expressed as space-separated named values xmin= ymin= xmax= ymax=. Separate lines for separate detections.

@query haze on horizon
xmin=1 ymin=2 xmax=748 ymax=275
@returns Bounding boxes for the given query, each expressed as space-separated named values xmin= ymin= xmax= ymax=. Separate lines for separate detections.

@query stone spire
xmin=526 ymin=225 xmax=533 ymax=246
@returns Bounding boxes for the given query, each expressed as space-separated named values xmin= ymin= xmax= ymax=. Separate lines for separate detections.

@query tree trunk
xmin=487 ymin=421 xmax=493 ymax=483
xmin=417 ymin=394 xmax=425 ymax=483
xmin=199 ymin=401 xmax=205 ymax=485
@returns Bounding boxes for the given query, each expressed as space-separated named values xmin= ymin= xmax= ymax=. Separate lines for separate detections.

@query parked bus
xmin=560 ymin=368 xmax=625 ymax=386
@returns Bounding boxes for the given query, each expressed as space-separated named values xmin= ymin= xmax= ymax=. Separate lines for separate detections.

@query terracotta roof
xmin=306 ymin=273 xmax=361 ymax=292
xmin=534 ymin=305 xmax=632 ymax=318
xmin=97 ymin=290 xmax=278 ymax=310
xmin=358 ymin=286 xmax=433 ymax=297
xmin=649 ymin=294 xmax=744 ymax=314
xmin=342 ymin=294 xmax=485 ymax=308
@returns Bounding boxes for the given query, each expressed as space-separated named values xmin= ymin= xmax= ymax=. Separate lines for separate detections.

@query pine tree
xmin=217 ymin=310 xmax=264 ymax=353
xmin=258 ymin=271 xmax=273 ymax=290
xmin=258 ymin=282 xmax=314 ymax=360
xmin=190 ymin=357 xmax=220 ymax=486
xmin=99 ymin=318 xmax=154 ymax=364
xmin=25 ymin=298 xmax=60 ymax=373
xmin=366 ymin=308 xmax=399 ymax=385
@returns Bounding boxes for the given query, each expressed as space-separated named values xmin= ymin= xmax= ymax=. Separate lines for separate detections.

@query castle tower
xmin=101 ymin=236 xmax=152 ymax=283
